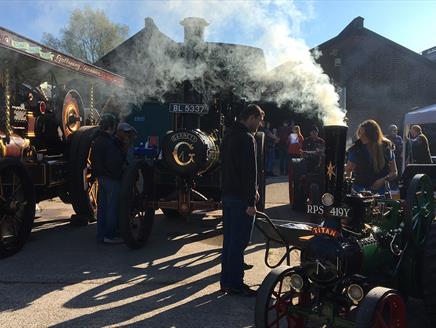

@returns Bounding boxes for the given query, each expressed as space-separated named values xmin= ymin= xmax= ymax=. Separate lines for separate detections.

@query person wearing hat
xmin=91 ymin=113 xmax=125 ymax=244
xmin=116 ymin=122 xmax=138 ymax=164
xmin=301 ymin=125 xmax=325 ymax=174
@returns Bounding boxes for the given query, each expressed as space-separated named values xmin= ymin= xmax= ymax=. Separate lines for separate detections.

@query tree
xmin=42 ymin=7 xmax=129 ymax=63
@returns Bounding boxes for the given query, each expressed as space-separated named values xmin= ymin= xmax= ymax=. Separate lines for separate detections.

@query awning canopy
xmin=404 ymin=104 xmax=436 ymax=126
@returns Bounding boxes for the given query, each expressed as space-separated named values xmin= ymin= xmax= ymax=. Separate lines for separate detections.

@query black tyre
xmin=255 ymin=266 xmax=309 ymax=327
xmin=421 ymin=222 xmax=436 ymax=325
xmin=255 ymin=132 xmax=266 ymax=212
xmin=355 ymin=287 xmax=406 ymax=328
xmin=404 ymin=174 xmax=434 ymax=247
xmin=69 ymin=126 xmax=99 ymax=225
xmin=0 ymin=159 xmax=36 ymax=258
xmin=119 ymin=160 xmax=155 ymax=249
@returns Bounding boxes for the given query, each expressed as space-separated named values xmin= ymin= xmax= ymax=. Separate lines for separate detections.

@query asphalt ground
xmin=0 ymin=177 xmax=428 ymax=327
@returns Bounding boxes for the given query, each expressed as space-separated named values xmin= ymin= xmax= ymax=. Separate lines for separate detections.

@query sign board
xmin=0 ymin=27 xmax=124 ymax=87
xmin=169 ymin=103 xmax=209 ymax=115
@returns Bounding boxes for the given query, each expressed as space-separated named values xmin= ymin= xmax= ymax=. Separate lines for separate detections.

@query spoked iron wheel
xmin=255 ymin=266 xmax=309 ymax=328
xmin=0 ymin=159 xmax=35 ymax=258
xmin=85 ymin=149 xmax=98 ymax=215
xmin=69 ymin=126 xmax=99 ymax=225
xmin=119 ymin=160 xmax=154 ymax=249
xmin=355 ymin=287 xmax=406 ymax=328
xmin=404 ymin=174 xmax=434 ymax=247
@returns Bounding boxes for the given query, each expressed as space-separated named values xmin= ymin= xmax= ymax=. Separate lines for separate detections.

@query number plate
xmin=307 ymin=204 xmax=351 ymax=218
xmin=169 ymin=103 xmax=209 ymax=114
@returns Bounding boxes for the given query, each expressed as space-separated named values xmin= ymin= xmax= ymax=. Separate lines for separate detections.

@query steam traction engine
xmin=0 ymin=27 xmax=124 ymax=257
xmin=118 ymin=94 xmax=266 ymax=249
xmin=255 ymin=125 xmax=436 ymax=327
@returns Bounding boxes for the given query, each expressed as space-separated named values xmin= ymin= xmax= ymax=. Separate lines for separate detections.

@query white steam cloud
xmin=28 ymin=0 xmax=346 ymax=125
xmin=124 ymin=0 xmax=347 ymax=125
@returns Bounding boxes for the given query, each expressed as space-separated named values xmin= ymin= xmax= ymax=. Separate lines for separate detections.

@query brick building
xmin=96 ymin=17 xmax=267 ymax=143
xmin=315 ymin=16 xmax=436 ymax=136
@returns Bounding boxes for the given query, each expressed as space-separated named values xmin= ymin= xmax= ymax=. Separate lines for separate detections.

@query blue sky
xmin=1 ymin=0 xmax=436 ymax=56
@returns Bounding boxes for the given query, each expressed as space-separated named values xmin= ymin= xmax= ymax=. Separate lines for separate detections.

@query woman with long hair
xmin=287 ymin=125 xmax=304 ymax=158
xmin=345 ymin=120 xmax=398 ymax=194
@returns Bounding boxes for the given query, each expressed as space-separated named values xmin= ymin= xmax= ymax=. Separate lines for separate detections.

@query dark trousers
xmin=220 ymin=196 xmax=254 ymax=289
xmin=97 ymin=176 xmax=121 ymax=241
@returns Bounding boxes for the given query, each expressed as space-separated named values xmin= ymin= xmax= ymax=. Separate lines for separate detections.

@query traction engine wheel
xmin=0 ymin=159 xmax=35 ymax=258
xmin=69 ymin=126 xmax=99 ymax=225
xmin=61 ymin=90 xmax=85 ymax=139
xmin=404 ymin=174 xmax=434 ymax=247
xmin=119 ymin=160 xmax=155 ymax=249
xmin=421 ymin=221 xmax=436 ymax=325
xmin=255 ymin=266 xmax=309 ymax=328
xmin=355 ymin=287 xmax=406 ymax=328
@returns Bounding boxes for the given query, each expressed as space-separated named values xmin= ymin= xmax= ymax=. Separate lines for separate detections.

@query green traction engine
xmin=255 ymin=125 xmax=436 ymax=328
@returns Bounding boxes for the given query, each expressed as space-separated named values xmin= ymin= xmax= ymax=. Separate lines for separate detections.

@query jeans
xmin=97 ymin=176 xmax=121 ymax=241
xmin=220 ymin=196 xmax=255 ymax=289
xmin=278 ymin=145 xmax=289 ymax=175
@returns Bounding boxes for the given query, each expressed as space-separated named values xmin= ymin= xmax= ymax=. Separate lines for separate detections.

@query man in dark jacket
xmin=91 ymin=113 xmax=125 ymax=244
xmin=220 ymin=103 xmax=264 ymax=296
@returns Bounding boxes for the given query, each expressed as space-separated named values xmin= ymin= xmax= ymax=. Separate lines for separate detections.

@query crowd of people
xmin=262 ymin=120 xmax=325 ymax=177
xmin=262 ymin=119 xmax=432 ymax=181
xmin=88 ymin=105 xmax=432 ymax=300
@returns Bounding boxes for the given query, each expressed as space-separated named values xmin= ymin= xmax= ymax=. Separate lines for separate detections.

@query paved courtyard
xmin=0 ymin=177 xmax=428 ymax=327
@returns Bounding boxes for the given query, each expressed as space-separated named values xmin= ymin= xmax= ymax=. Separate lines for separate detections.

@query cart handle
xmin=255 ymin=211 xmax=295 ymax=268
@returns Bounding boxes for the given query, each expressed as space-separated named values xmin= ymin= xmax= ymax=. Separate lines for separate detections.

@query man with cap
xmin=116 ymin=122 xmax=138 ymax=164
xmin=301 ymin=126 xmax=325 ymax=174
xmin=91 ymin=113 xmax=125 ymax=244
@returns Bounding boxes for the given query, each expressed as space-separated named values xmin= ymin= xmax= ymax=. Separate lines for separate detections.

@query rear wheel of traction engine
xmin=0 ymin=159 xmax=36 ymax=258
xmin=119 ymin=160 xmax=155 ymax=249
xmin=404 ymin=174 xmax=434 ymax=247
xmin=421 ymin=221 xmax=436 ymax=326
xmin=355 ymin=287 xmax=406 ymax=328
xmin=255 ymin=266 xmax=309 ymax=328
xmin=255 ymin=131 xmax=266 ymax=212
xmin=69 ymin=126 xmax=99 ymax=226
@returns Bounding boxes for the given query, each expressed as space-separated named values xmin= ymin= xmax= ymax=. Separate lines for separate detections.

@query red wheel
xmin=355 ymin=287 xmax=406 ymax=328
xmin=255 ymin=266 xmax=309 ymax=328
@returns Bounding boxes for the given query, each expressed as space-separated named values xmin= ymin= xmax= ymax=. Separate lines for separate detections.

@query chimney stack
xmin=180 ymin=17 xmax=209 ymax=46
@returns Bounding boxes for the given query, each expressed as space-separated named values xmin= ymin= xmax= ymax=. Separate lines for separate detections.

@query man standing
xmin=386 ymin=124 xmax=403 ymax=173
xmin=220 ymin=104 xmax=264 ymax=296
xmin=116 ymin=122 xmax=138 ymax=164
xmin=91 ymin=114 xmax=125 ymax=244
xmin=278 ymin=121 xmax=292 ymax=175
xmin=410 ymin=125 xmax=432 ymax=164
xmin=301 ymin=126 xmax=325 ymax=174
